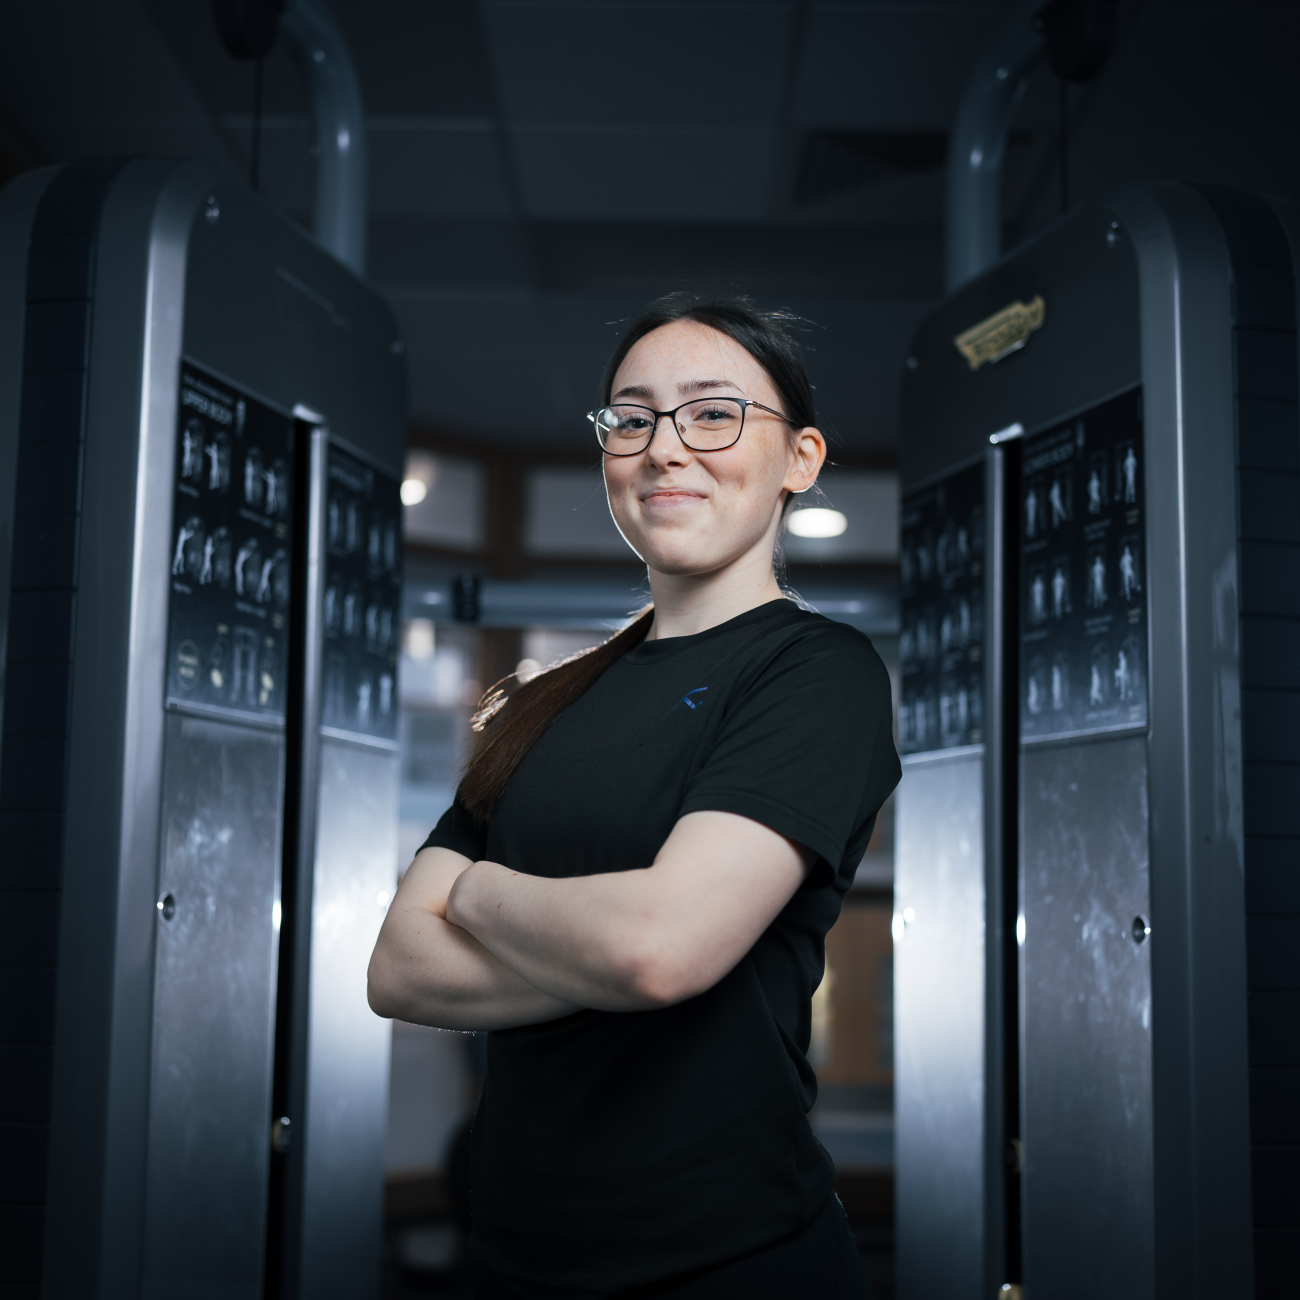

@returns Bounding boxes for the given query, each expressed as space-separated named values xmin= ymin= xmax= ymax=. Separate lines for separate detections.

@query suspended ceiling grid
xmin=0 ymin=1 xmax=1296 ymax=459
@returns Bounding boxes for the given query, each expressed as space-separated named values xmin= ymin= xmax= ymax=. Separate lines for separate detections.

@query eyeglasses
xmin=587 ymin=397 xmax=795 ymax=456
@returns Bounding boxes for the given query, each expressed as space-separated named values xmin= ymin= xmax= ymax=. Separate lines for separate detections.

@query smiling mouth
xmin=641 ymin=489 xmax=706 ymax=506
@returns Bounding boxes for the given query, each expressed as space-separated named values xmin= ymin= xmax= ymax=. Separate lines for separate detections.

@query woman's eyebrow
xmin=611 ymin=377 xmax=741 ymax=401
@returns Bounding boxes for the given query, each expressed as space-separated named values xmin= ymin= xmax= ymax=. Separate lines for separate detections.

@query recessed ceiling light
xmin=787 ymin=507 xmax=847 ymax=538
xmin=400 ymin=477 xmax=428 ymax=506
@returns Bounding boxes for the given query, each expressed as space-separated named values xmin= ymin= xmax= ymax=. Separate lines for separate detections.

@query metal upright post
xmin=281 ymin=0 xmax=369 ymax=276
xmin=945 ymin=1 xmax=1043 ymax=293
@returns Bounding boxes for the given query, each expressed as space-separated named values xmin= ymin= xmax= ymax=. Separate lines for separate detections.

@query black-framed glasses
xmin=587 ymin=397 xmax=795 ymax=456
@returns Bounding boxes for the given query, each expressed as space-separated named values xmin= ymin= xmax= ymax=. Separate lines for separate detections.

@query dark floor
xmin=381 ymin=1172 xmax=894 ymax=1300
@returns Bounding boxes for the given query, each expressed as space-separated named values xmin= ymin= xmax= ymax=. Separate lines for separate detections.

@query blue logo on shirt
xmin=675 ymin=687 xmax=708 ymax=711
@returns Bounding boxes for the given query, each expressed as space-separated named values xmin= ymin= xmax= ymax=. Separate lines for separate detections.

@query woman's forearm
xmin=447 ymin=863 xmax=663 ymax=1011
xmin=367 ymin=908 xmax=578 ymax=1030
xmin=444 ymin=812 xmax=811 ymax=1011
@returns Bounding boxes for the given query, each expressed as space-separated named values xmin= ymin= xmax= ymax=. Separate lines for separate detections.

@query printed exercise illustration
xmin=1021 ymin=388 xmax=1147 ymax=740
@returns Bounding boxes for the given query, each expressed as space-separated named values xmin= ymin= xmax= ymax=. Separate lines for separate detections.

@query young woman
xmin=368 ymin=294 xmax=900 ymax=1299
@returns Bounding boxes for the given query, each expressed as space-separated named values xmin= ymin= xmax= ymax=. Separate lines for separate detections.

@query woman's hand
xmin=445 ymin=811 xmax=812 ymax=1012
xmin=367 ymin=846 xmax=580 ymax=1031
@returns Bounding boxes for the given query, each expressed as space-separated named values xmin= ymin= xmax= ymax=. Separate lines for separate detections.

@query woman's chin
xmin=640 ymin=542 xmax=728 ymax=578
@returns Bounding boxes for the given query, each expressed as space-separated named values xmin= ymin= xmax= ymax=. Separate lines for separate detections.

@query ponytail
xmin=456 ymin=607 xmax=654 ymax=822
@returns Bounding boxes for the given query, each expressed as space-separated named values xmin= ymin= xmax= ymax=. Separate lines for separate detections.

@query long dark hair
xmin=455 ymin=293 xmax=816 ymax=822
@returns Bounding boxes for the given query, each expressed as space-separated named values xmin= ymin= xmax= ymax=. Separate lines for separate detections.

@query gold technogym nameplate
xmin=953 ymin=295 xmax=1047 ymax=371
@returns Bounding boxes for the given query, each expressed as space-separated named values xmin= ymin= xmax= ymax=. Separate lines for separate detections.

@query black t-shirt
xmin=421 ymin=598 xmax=900 ymax=1293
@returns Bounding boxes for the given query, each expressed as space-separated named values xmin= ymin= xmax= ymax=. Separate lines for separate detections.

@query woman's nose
xmin=645 ymin=413 xmax=687 ymax=462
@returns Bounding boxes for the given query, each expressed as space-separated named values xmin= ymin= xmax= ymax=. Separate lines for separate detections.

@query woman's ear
xmin=783 ymin=426 xmax=827 ymax=496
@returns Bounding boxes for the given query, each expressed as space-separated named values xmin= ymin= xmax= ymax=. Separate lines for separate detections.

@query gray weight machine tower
xmin=0 ymin=157 xmax=406 ymax=1297
xmin=894 ymin=182 xmax=1299 ymax=1298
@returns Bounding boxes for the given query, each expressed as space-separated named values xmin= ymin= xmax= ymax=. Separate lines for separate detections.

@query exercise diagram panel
xmin=899 ymin=459 xmax=985 ymax=753
xmin=1020 ymin=387 xmax=1147 ymax=741
xmin=321 ymin=444 xmax=402 ymax=743
xmin=166 ymin=364 xmax=294 ymax=723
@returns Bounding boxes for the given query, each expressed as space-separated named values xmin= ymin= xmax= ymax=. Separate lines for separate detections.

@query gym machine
xmin=0 ymin=157 xmax=405 ymax=1297
xmin=894 ymin=182 xmax=1299 ymax=1297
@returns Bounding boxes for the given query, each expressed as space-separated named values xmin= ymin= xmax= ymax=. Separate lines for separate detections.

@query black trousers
xmin=475 ymin=1195 xmax=873 ymax=1300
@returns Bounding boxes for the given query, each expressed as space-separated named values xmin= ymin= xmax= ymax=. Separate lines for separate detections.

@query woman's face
xmin=602 ymin=321 xmax=825 ymax=578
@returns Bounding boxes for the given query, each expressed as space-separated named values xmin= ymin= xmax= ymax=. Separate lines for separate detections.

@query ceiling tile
xmin=328 ymin=0 xmax=497 ymax=116
xmin=369 ymin=119 xmax=512 ymax=218
xmin=509 ymin=124 xmax=779 ymax=221
xmin=534 ymin=222 xmax=943 ymax=293
xmin=483 ymin=0 xmax=796 ymax=126
xmin=795 ymin=3 xmax=1012 ymax=132
xmin=1 ymin=0 xmax=240 ymax=170
xmin=1074 ymin=7 xmax=1300 ymax=133
xmin=369 ymin=218 xmax=532 ymax=284
xmin=386 ymin=285 xmax=577 ymax=441
xmin=544 ymin=289 xmax=652 ymax=409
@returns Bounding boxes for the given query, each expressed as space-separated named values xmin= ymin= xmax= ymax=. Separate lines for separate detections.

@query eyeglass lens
xmin=595 ymin=399 xmax=745 ymax=453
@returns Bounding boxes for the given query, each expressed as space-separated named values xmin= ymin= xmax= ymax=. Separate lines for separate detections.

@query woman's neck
xmin=644 ymin=545 xmax=785 ymax=641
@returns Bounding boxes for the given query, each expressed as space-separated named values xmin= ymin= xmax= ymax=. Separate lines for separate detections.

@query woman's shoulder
xmin=742 ymin=601 xmax=892 ymax=694
xmin=764 ymin=601 xmax=889 ymax=664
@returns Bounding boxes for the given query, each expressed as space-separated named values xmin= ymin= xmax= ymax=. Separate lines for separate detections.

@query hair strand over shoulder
xmin=457 ymin=607 xmax=654 ymax=822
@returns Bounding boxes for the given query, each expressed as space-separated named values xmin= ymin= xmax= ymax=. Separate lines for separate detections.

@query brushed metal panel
xmin=981 ymin=445 xmax=1014 ymax=1295
xmin=1109 ymin=183 xmax=1254 ymax=1298
xmin=1020 ymin=733 xmax=1153 ymax=1298
xmin=297 ymin=736 xmax=396 ymax=1299
xmin=141 ymin=711 xmax=285 ymax=1300
xmin=47 ymin=158 xmax=217 ymax=1299
xmin=895 ymin=750 xmax=985 ymax=1300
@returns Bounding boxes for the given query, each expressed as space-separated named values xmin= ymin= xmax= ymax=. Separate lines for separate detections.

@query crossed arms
xmin=366 ymin=810 xmax=813 ymax=1031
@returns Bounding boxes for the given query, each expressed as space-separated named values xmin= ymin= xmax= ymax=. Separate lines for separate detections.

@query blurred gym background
xmin=1 ymin=3 xmax=1294 ymax=1294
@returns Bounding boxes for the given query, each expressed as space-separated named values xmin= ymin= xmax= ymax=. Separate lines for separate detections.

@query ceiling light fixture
xmin=787 ymin=507 xmax=848 ymax=538
xmin=400 ymin=477 xmax=428 ymax=506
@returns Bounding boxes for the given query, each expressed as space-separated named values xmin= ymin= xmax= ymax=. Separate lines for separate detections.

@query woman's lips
xmin=641 ymin=489 xmax=705 ymax=506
